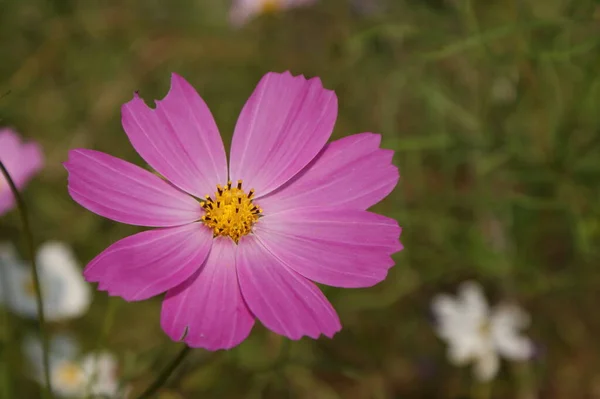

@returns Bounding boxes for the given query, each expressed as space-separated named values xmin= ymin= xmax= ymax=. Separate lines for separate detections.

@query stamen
xmin=200 ymin=180 xmax=262 ymax=243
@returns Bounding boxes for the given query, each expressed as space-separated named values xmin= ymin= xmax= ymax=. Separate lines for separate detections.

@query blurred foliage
xmin=2 ymin=0 xmax=600 ymax=397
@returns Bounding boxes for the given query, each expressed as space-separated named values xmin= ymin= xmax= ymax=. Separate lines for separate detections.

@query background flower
xmin=0 ymin=128 xmax=43 ymax=216
xmin=0 ymin=241 xmax=91 ymax=321
xmin=23 ymin=334 xmax=123 ymax=398
xmin=431 ymin=281 xmax=533 ymax=381
xmin=229 ymin=0 xmax=318 ymax=26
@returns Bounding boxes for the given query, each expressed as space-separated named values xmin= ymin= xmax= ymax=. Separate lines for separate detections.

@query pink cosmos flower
xmin=65 ymin=72 xmax=402 ymax=350
xmin=229 ymin=0 xmax=318 ymax=27
xmin=0 ymin=128 xmax=44 ymax=216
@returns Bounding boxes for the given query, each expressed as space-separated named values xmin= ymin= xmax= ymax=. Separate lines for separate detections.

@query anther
xmin=200 ymin=181 xmax=261 ymax=243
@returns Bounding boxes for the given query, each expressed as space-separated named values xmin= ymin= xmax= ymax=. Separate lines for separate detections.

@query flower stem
xmin=135 ymin=345 xmax=191 ymax=399
xmin=0 ymin=161 xmax=53 ymax=399
xmin=471 ymin=380 xmax=492 ymax=399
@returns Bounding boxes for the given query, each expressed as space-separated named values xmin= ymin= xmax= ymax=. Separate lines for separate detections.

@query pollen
xmin=56 ymin=362 xmax=84 ymax=387
xmin=260 ymin=0 xmax=281 ymax=14
xmin=200 ymin=180 xmax=262 ymax=243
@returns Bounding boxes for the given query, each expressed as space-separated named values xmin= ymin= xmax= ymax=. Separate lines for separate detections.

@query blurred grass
xmin=2 ymin=0 xmax=600 ymax=397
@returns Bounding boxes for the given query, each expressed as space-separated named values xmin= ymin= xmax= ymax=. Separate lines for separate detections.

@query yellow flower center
xmin=260 ymin=0 xmax=282 ymax=14
xmin=200 ymin=180 xmax=262 ymax=243
xmin=56 ymin=362 xmax=85 ymax=388
xmin=478 ymin=320 xmax=491 ymax=338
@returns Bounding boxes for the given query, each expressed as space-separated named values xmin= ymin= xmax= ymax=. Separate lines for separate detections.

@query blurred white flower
xmin=0 ymin=241 xmax=91 ymax=321
xmin=490 ymin=70 xmax=519 ymax=105
xmin=431 ymin=281 xmax=533 ymax=381
xmin=23 ymin=334 xmax=124 ymax=398
xmin=229 ymin=0 xmax=318 ymax=27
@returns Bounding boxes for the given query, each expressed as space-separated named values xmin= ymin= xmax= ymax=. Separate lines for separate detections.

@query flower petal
xmin=229 ymin=0 xmax=319 ymax=27
xmin=258 ymin=133 xmax=398 ymax=212
xmin=473 ymin=351 xmax=500 ymax=382
xmin=236 ymin=235 xmax=341 ymax=340
xmin=229 ymin=72 xmax=337 ymax=197
xmin=432 ymin=294 xmax=465 ymax=339
xmin=255 ymin=208 xmax=401 ymax=288
xmin=457 ymin=281 xmax=489 ymax=321
xmin=37 ymin=242 xmax=91 ymax=321
xmin=121 ymin=73 xmax=228 ymax=197
xmin=0 ymin=129 xmax=44 ymax=216
xmin=161 ymin=237 xmax=254 ymax=350
xmin=491 ymin=305 xmax=533 ymax=360
xmin=65 ymin=149 xmax=202 ymax=227
xmin=80 ymin=353 xmax=120 ymax=397
xmin=84 ymin=224 xmax=212 ymax=301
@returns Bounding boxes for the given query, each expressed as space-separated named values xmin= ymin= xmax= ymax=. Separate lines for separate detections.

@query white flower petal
xmin=491 ymin=303 xmax=530 ymax=329
xmin=23 ymin=333 xmax=80 ymax=388
xmin=458 ymin=280 xmax=489 ymax=321
xmin=37 ymin=241 xmax=92 ymax=320
xmin=51 ymin=358 xmax=87 ymax=397
xmin=473 ymin=351 xmax=500 ymax=382
xmin=1 ymin=258 xmax=39 ymax=317
xmin=447 ymin=333 xmax=492 ymax=366
xmin=491 ymin=303 xmax=533 ymax=361
xmin=1 ymin=242 xmax=91 ymax=321
xmin=447 ymin=341 xmax=474 ymax=366
xmin=494 ymin=332 xmax=533 ymax=361
xmin=81 ymin=352 xmax=121 ymax=397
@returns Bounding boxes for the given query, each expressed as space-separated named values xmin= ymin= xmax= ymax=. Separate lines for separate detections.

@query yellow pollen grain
xmin=260 ymin=0 xmax=282 ymax=14
xmin=201 ymin=180 xmax=262 ymax=243
xmin=56 ymin=362 xmax=84 ymax=387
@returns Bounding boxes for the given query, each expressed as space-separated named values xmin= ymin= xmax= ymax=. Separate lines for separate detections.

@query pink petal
xmin=65 ymin=149 xmax=202 ymax=227
xmin=255 ymin=208 xmax=402 ymax=288
xmin=0 ymin=129 xmax=44 ymax=216
xmin=229 ymin=72 xmax=337 ymax=197
xmin=121 ymin=73 xmax=227 ymax=198
xmin=257 ymin=133 xmax=398 ymax=213
xmin=84 ymin=224 xmax=212 ymax=301
xmin=236 ymin=235 xmax=341 ymax=340
xmin=0 ymin=128 xmax=22 ymax=166
xmin=161 ymin=237 xmax=254 ymax=350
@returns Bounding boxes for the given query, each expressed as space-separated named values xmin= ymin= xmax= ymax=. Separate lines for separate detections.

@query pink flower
xmin=229 ymin=0 xmax=318 ymax=27
xmin=65 ymin=72 xmax=402 ymax=350
xmin=0 ymin=128 xmax=44 ymax=216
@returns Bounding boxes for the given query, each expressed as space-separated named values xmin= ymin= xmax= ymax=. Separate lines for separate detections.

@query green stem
xmin=471 ymin=380 xmax=493 ymax=399
xmin=135 ymin=345 xmax=191 ymax=399
xmin=0 ymin=162 xmax=53 ymax=399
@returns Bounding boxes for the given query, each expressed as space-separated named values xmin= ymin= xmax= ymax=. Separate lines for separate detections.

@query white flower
xmin=23 ymin=334 xmax=124 ymax=398
xmin=0 ymin=241 xmax=91 ymax=321
xmin=431 ymin=281 xmax=533 ymax=381
xmin=229 ymin=0 xmax=318 ymax=27
xmin=490 ymin=70 xmax=519 ymax=105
